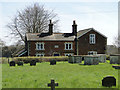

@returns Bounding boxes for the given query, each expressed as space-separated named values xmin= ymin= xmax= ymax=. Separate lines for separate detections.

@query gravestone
xmin=102 ymin=76 xmax=116 ymax=87
xmin=96 ymin=54 xmax=106 ymax=63
xmin=112 ymin=65 xmax=120 ymax=69
xmin=8 ymin=58 xmax=9 ymax=64
xmin=50 ymin=60 xmax=56 ymax=65
xmin=48 ymin=79 xmax=58 ymax=90
xmin=30 ymin=60 xmax=36 ymax=66
xmin=84 ymin=55 xmax=99 ymax=65
xmin=68 ymin=55 xmax=82 ymax=63
xmin=17 ymin=61 xmax=23 ymax=66
xmin=110 ymin=54 xmax=120 ymax=64
xmin=9 ymin=61 xmax=15 ymax=66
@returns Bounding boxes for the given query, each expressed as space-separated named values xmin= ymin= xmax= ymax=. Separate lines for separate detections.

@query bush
xmin=13 ymin=56 xmax=69 ymax=63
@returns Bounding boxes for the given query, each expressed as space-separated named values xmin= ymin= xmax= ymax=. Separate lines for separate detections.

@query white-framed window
xmin=65 ymin=42 xmax=73 ymax=50
xmin=64 ymin=53 xmax=73 ymax=56
xmin=88 ymin=51 xmax=97 ymax=55
xmin=36 ymin=42 xmax=45 ymax=50
xmin=36 ymin=53 xmax=45 ymax=57
xmin=54 ymin=45 xmax=59 ymax=48
xmin=89 ymin=34 xmax=95 ymax=44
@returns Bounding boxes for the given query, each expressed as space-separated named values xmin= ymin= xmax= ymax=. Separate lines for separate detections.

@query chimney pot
xmin=49 ymin=20 xmax=53 ymax=35
xmin=72 ymin=20 xmax=77 ymax=36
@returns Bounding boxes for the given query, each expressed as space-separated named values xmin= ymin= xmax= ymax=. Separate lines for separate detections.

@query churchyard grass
xmin=2 ymin=60 xmax=119 ymax=88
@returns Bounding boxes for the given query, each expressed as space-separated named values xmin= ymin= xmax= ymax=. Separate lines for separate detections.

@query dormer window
xmin=89 ymin=34 xmax=95 ymax=44
xmin=36 ymin=42 xmax=45 ymax=50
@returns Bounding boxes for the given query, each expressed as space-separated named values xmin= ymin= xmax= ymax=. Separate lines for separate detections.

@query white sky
xmin=0 ymin=0 xmax=118 ymax=46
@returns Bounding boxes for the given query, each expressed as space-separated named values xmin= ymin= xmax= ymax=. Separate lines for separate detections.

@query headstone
xmin=110 ymin=54 xmax=120 ymax=64
xmin=112 ymin=65 xmax=120 ymax=69
xmin=9 ymin=61 xmax=15 ymax=66
xmin=50 ymin=60 xmax=56 ymax=65
xmin=8 ymin=58 xmax=9 ymax=64
xmin=102 ymin=76 xmax=116 ymax=87
xmin=48 ymin=79 xmax=58 ymax=90
xmin=30 ymin=60 xmax=36 ymax=66
xmin=17 ymin=61 xmax=23 ymax=66
xmin=96 ymin=54 xmax=106 ymax=63
xmin=84 ymin=55 xmax=99 ymax=65
xmin=68 ymin=55 xmax=82 ymax=63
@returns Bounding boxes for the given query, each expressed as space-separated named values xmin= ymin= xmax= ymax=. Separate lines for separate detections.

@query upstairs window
xmin=89 ymin=34 xmax=95 ymax=44
xmin=65 ymin=43 xmax=73 ymax=50
xmin=36 ymin=42 xmax=45 ymax=50
xmin=54 ymin=45 xmax=59 ymax=48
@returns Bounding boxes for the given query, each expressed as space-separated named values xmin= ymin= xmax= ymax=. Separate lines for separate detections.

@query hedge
xmin=13 ymin=56 xmax=69 ymax=63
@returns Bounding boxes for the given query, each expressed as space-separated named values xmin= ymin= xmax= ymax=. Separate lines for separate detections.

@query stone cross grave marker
xmin=48 ymin=79 xmax=58 ymax=90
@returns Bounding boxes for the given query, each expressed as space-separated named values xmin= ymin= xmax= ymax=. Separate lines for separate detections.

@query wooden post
xmin=48 ymin=79 xmax=58 ymax=90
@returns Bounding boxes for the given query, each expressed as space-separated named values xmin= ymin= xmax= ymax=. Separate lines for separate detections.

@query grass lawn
xmin=2 ymin=61 xmax=119 ymax=88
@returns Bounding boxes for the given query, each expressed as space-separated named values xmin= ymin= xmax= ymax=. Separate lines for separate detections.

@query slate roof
xmin=26 ymin=33 xmax=76 ymax=41
xmin=77 ymin=28 xmax=107 ymax=38
xmin=77 ymin=28 xmax=92 ymax=37
xmin=26 ymin=28 xmax=107 ymax=41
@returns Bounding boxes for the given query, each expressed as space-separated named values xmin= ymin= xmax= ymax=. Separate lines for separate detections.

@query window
xmin=88 ymin=51 xmax=97 ymax=55
xmin=36 ymin=42 xmax=45 ymax=50
xmin=54 ymin=45 xmax=59 ymax=48
xmin=89 ymin=34 xmax=95 ymax=44
xmin=64 ymin=53 xmax=73 ymax=56
xmin=65 ymin=43 xmax=73 ymax=50
xmin=36 ymin=53 xmax=45 ymax=57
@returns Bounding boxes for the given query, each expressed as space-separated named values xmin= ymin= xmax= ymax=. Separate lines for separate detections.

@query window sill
xmin=64 ymin=49 xmax=73 ymax=50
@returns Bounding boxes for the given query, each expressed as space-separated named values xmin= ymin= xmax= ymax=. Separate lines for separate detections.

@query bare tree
xmin=7 ymin=3 xmax=59 ymax=43
xmin=113 ymin=35 xmax=120 ymax=48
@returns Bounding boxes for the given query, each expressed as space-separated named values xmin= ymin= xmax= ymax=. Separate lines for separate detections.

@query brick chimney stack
xmin=72 ymin=20 xmax=77 ymax=36
xmin=49 ymin=20 xmax=53 ymax=35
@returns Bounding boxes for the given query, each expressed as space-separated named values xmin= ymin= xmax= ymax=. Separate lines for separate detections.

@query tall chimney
xmin=72 ymin=20 xmax=77 ymax=36
xmin=49 ymin=20 xmax=53 ymax=35
xmin=72 ymin=20 xmax=78 ymax=55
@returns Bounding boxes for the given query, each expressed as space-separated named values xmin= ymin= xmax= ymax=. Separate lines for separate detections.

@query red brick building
xmin=15 ymin=20 xmax=107 ymax=57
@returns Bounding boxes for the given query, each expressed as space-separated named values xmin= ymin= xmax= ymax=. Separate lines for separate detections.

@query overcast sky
xmin=0 ymin=0 xmax=118 ymax=46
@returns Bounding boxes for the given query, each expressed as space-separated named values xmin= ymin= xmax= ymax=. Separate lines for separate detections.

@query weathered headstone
xmin=9 ymin=61 xmax=15 ymax=66
xmin=102 ymin=76 xmax=116 ymax=87
xmin=96 ymin=54 xmax=106 ymax=63
xmin=110 ymin=54 xmax=120 ymax=64
xmin=48 ymin=79 xmax=58 ymax=90
xmin=8 ymin=58 xmax=9 ymax=64
xmin=112 ymin=65 xmax=120 ymax=69
xmin=50 ymin=60 xmax=56 ymax=65
xmin=68 ymin=55 xmax=82 ymax=63
xmin=17 ymin=61 xmax=23 ymax=66
xmin=30 ymin=60 xmax=36 ymax=66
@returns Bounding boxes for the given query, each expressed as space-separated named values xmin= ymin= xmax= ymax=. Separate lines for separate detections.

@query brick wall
xmin=77 ymin=30 xmax=107 ymax=55
xmin=28 ymin=41 xmax=75 ymax=56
